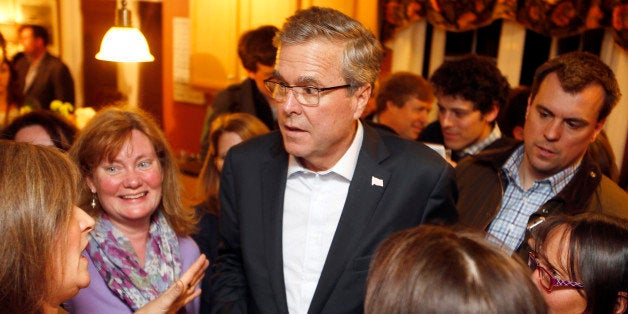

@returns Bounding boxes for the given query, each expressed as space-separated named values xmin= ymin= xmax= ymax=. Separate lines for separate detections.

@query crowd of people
xmin=1 ymin=6 xmax=627 ymax=314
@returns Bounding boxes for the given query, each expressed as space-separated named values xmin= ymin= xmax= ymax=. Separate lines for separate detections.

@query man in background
xmin=456 ymin=51 xmax=628 ymax=257
xmin=14 ymin=24 xmax=74 ymax=110
xmin=367 ymin=71 xmax=433 ymax=140
xmin=498 ymin=85 xmax=619 ymax=182
xmin=419 ymin=54 xmax=513 ymax=164
xmin=498 ymin=85 xmax=530 ymax=141
xmin=199 ymin=25 xmax=278 ymax=160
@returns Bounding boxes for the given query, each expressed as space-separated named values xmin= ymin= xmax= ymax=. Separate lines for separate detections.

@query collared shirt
xmin=456 ymin=125 xmax=502 ymax=159
xmin=283 ymin=121 xmax=364 ymax=314
xmin=24 ymin=57 xmax=43 ymax=93
xmin=487 ymin=145 xmax=578 ymax=252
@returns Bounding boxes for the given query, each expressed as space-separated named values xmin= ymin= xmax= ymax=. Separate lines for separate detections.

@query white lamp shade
xmin=96 ymin=26 xmax=155 ymax=62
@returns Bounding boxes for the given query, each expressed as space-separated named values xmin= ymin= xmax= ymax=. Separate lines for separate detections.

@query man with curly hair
xmin=419 ymin=54 xmax=514 ymax=164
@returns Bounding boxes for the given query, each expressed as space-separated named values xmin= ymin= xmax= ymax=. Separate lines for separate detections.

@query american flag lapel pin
xmin=371 ymin=176 xmax=383 ymax=187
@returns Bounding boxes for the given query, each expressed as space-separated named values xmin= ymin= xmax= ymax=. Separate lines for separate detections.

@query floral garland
xmin=381 ymin=0 xmax=628 ymax=50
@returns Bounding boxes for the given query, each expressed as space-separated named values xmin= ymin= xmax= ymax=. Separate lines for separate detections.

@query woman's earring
xmin=91 ymin=193 xmax=97 ymax=209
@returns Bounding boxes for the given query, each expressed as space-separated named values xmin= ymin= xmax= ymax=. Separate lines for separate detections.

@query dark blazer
xmin=211 ymin=123 xmax=458 ymax=314
xmin=192 ymin=205 xmax=221 ymax=314
xmin=14 ymin=52 xmax=75 ymax=110
xmin=199 ymin=78 xmax=275 ymax=160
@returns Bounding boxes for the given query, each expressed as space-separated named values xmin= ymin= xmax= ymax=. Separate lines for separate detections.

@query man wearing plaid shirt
xmin=420 ymin=54 xmax=517 ymax=165
xmin=455 ymin=51 xmax=628 ymax=256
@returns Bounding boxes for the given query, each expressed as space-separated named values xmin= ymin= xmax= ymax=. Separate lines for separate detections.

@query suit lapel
xmin=26 ymin=54 xmax=49 ymax=95
xmin=239 ymin=78 xmax=258 ymax=115
xmin=261 ymin=137 xmax=290 ymax=313
xmin=309 ymin=124 xmax=391 ymax=313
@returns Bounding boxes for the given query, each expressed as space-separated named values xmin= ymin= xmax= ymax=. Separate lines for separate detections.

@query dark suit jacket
xmin=14 ymin=52 xmax=75 ymax=109
xmin=199 ymin=78 xmax=275 ymax=160
xmin=193 ymin=205 xmax=221 ymax=314
xmin=362 ymin=113 xmax=398 ymax=136
xmin=211 ymin=123 xmax=458 ymax=314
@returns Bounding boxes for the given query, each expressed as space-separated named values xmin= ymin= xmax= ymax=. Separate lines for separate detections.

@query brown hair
xmin=530 ymin=51 xmax=620 ymax=122
xmin=0 ymin=141 xmax=79 ymax=312
xmin=375 ymin=71 xmax=433 ymax=114
xmin=366 ymin=225 xmax=547 ymax=314
xmin=70 ymin=105 xmax=196 ymax=235
xmin=197 ymin=113 xmax=269 ymax=216
xmin=238 ymin=25 xmax=278 ymax=72
xmin=19 ymin=24 xmax=50 ymax=46
xmin=429 ymin=54 xmax=511 ymax=116
xmin=2 ymin=109 xmax=78 ymax=151
xmin=1 ymin=57 xmax=23 ymax=117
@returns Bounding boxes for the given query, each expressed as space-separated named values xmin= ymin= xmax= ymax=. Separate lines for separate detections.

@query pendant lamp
xmin=96 ymin=0 xmax=154 ymax=62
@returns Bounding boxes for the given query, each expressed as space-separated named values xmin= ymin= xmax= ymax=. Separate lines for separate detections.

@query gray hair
xmin=276 ymin=6 xmax=383 ymax=92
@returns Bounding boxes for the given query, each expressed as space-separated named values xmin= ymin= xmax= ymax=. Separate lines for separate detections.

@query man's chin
xmin=528 ymin=159 xmax=561 ymax=180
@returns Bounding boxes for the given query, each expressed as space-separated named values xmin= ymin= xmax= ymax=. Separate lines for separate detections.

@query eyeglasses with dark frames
xmin=528 ymin=251 xmax=584 ymax=292
xmin=263 ymin=79 xmax=351 ymax=107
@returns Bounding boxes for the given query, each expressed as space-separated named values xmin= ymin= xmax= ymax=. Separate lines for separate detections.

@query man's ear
xmin=246 ymin=69 xmax=256 ymax=80
xmin=513 ymin=126 xmax=524 ymax=141
xmin=614 ymin=291 xmax=627 ymax=314
xmin=353 ymin=84 xmax=372 ymax=120
xmin=591 ymin=118 xmax=606 ymax=144
xmin=483 ymin=101 xmax=500 ymax=123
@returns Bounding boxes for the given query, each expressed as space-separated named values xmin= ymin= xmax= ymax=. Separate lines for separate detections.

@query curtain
xmin=381 ymin=0 xmax=628 ymax=50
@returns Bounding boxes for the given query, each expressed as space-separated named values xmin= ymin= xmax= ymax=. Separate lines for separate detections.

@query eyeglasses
xmin=528 ymin=252 xmax=584 ymax=292
xmin=263 ymin=79 xmax=351 ymax=106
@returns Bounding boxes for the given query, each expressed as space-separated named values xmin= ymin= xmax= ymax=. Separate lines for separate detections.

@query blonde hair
xmin=70 ymin=105 xmax=196 ymax=235
xmin=197 ymin=113 xmax=269 ymax=216
xmin=0 ymin=141 xmax=79 ymax=312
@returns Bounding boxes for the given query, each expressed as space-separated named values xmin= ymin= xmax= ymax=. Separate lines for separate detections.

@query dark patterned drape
xmin=381 ymin=0 xmax=628 ymax=50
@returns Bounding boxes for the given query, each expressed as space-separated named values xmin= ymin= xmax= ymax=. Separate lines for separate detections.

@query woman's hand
xmin=135 ymin=254 xmax=209 ymax=314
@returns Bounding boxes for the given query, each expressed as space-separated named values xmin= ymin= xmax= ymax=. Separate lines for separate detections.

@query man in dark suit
xmin=211 ymin=7 xmax=458 ymax=314
xmin=199 ymin=25 xmax=278 ymax=161
xmin=14 ymin=24 xmax=74 ymax=110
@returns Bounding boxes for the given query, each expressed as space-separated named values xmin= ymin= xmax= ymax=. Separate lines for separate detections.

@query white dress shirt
xmin=283 ymin=121 xmax=364 ymax=314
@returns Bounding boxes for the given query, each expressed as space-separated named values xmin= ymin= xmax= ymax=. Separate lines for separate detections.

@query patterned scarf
xmin=86 ymin=211 xmax=182 ymax=312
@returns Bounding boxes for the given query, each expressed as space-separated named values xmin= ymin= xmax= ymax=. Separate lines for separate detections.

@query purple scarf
xmin=86 ymin=211 xmax=182 ymax=311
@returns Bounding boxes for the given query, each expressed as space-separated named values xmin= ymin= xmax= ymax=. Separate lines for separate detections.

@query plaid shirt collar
xmin=502 ymin=145 xmax=580 ymax=194
xmin=459 ymin=125 xmax=502 ymax=158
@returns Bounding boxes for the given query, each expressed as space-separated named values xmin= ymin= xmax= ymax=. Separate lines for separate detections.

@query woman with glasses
xmin=529 ymin=213 xmax=628 ymax=313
